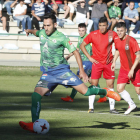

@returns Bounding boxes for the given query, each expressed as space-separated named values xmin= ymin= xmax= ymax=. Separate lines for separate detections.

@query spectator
xmin=107 ymin=0 xmax=123 ymax=30
xmin=32 ymin=0 xmax=51 ymax=30
xmin=89 ymin=0 xmax=111 ymax=31
xmin=126 ymin=0 xmax=140 ymax=9
xmin=11 ymin=0 xmax=31 ymax=34
xmin=73 ymin=0 xmax=93 ymax=33
xmin=24 ymin=0 xmax=34 ymax=12
xmin=67 ymin=0 xmax=76 ymax=21
xmin=123 ymin=1 xmax=140 ymax=37
xmin=48 ymin=0 xmax=70 ymax=19
xmin=4 ymin=0 xmax=15 ymax=15
xmin=0 ymin=3 xmax=8 ymax=34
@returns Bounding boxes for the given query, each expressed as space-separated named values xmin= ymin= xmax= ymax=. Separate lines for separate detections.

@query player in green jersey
xmin=19 ymin=13 xmax=120 ymax=133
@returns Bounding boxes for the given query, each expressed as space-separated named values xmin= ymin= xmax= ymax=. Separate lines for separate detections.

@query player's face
xmin=37 ymin=0 xmax=42 ymax=2
xmin=98 ymin=22 xmax=108 ymax=34
xmin=78 ymin=27 xmax=86 ymax=37
xmin=116 ymin=27 xmax=127 ymax=39
xmin=97 ymin=0 xmax=103 ymax=4
xmin=43 ymin=18 xmax=57 ymax=36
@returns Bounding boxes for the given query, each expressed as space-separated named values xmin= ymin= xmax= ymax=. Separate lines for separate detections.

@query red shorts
xmin=91 ymin=62 xmax=115 ymax=79
xmin=117 ymin=67 xmax=140 ymax=87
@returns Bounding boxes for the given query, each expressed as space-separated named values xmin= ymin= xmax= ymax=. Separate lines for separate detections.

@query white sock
xmin=137 ymin=94 xmax=140 ymax=100
xmin=108 ymin=88 xmax=115 ymax=110
xmin=119 ymin=90 xmax=135 ymax=106
xmin=89 ymin=95 xmax=95 ymax=109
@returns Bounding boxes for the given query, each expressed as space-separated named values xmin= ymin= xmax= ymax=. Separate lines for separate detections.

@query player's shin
xmin=31 ymin=92 xmax=42 ymax=122
xmin=84 ymin=85 xmax=107 ymax=96
xmin=70 ymin=88 xmax=77 ymax=99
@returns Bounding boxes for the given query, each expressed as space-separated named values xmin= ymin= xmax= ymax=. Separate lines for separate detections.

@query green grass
xmin=0 ymin=66 xmax=140 ymax=140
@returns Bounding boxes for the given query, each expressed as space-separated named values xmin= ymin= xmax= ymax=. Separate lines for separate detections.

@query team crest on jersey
xmin=68 ymin=41 xmax=72 ymax=45
xmin=109 ymin=36 xmax=113 ymax=42
xmin=62 ymin=80 xmax=69 ymax=85
xmin=125 ymin=44 xmax=129 ymax=50
xmin=52 ymin=39 xmax=56 ymax=43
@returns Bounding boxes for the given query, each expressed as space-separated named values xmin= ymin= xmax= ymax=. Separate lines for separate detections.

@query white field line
xmin=0 ymin=102 xmax=140 ymax=118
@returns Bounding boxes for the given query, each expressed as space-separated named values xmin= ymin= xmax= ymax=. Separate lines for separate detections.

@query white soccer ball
xmin=33 ymin=119 xmax=50 ymax=134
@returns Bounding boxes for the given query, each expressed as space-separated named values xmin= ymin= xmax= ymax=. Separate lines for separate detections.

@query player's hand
xmin=65 ymin=55 xmax=70 ymax=60
xmin=85 ymin=20 xmax=88 ymax=26
xmin=132 ymin=19 xmax=137 ymax=23
xmin=89 ymin=57 xmax=99 ymax=64
xmin=111 ymin=62 xmax=116 ymax=71
xmin=79 ymin=70 xmax=88 ymax=83
xmin=24 ymin=29 xmax=29 ymax=36
xmin=128 ymin=69 xmax=134 ymax=79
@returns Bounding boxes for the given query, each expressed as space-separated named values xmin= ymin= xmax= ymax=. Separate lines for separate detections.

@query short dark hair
xmin=78 ymin=23 xmax=86 ymax=28
xmin=116 ymin=22 xmax=126 ymax=29
xmin=43 ymin=13 xmax=56 ymax=24
xmin=99 ymin=17 xmax=108 ymax=24
xmin=19 ymin=0 xmax=24 ymax=2
xmin=129 ymin=1 xmax=135 ymax=4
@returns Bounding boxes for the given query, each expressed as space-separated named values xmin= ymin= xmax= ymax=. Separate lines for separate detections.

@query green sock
xmin=70 ymin=88 xmax=77 ymax=99
xmin=84 ymin=85 xmax=107 ymax=96
xmin=31 ymin=92 xmax=42 ymax=122
xmin=97 ymin=84 xmax=105 ymax=98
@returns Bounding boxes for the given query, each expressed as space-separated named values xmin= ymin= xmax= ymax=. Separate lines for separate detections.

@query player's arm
xmin=73 ymin=50 xmax=88 ymax=83
xmin=88 ymin=0 xmax=96 ymax=6
xmin=111 ymin=50 xmax=120 ymax=71
xmin=80 ymin=41 xmax=98 ymax=64
xmin=24 ymin=29 xmax=38 ymax=36
xmin=107 ymin=0 xmax=113 ymax=7
xmin=128 ymin=51 xmax=140 ymax=79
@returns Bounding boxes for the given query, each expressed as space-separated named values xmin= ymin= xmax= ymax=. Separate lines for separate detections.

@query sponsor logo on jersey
xmin=109 ymin=36 xmax=113 ymax=42
xmin=112 ymin=76 xmax=115 ymax=77
xmin=62 ymin=80 xmax=69 ymax=85
xmin=137 ymin=83 xmax=140 ymax=85
xmin=68 ymin=41 xmax=72 ymax=45
xmin=125 ymin=44 xmax=129 ymax=50
xmin=42 ymin=74 xmax=47 ymax=76
xmin=94 ymin=32 xmax=97 ymax=34
xmin=70 ymin=78 xmax=76 ymax=82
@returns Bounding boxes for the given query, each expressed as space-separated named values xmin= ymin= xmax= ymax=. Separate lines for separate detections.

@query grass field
xmin=0 ymin=66 xmax=140 ymax=140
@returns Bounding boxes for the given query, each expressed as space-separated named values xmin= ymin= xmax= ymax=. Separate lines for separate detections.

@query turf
xmin=0 ymin=66 xmax=140 ymax=140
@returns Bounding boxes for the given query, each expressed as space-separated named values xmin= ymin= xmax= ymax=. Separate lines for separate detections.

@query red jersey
xmin=84 ymin=30 xmax=118 ymax=64
xmin=114 ymin=35 xmax=140 ymax=71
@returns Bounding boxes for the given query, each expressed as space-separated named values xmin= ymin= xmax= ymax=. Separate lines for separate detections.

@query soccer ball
xmin=33 ymin=119 xmax=50 ymax=134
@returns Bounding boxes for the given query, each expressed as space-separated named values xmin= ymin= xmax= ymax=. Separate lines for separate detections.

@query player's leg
xmin=135 ymin=87 xmax=140 ymax=100
xmin=117 ymin=68 xmax=137 ymax=115
xmin=117 ymin=83 xmax=136 ymax=115
xmin=106 ymin=79 xmax=119 ymax=114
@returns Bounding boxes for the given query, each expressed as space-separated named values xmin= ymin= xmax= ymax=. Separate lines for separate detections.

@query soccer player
xmin=19 ymin=13 xmax=120 ymax=133
xmin=80 ymin=17 xmax=119 ymax=114
xmin=111 ymin=22 xmax=140 ymax=115
xmin=61 ymin=23 xmax=107 ymax=112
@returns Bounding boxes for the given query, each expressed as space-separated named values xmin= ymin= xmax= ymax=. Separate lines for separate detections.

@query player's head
xmin=97 ymin=0 xmax=103 ymax=4
xmin=113 ymin=0 xmax=119 ymax=7
xmin=98 ymin=17 xmax=108 ymax=34
xmin=78 ymin=23 xmax=87 ymax=37
xmin=116 ymin=22 xmax=127 ymax=39
xmin=43 ymin=13 xmax=57 ymax=36
xmin=80 ymin=0 xmax=86 ymax=7
xmin=19 ymin=0 xmax=24 ymax=3
xmin=129 ymin=1 xmax=135 ymax=10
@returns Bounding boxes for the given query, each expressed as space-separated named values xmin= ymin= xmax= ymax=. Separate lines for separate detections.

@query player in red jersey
xmin=80 ymin=17 xmax=120 ymax=114
xmin=111 ymin=22 xmax=140 ymax=115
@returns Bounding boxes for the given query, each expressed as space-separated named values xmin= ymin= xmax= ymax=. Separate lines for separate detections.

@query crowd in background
xmin=0 ymin=0 xmax=140 ymax=36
